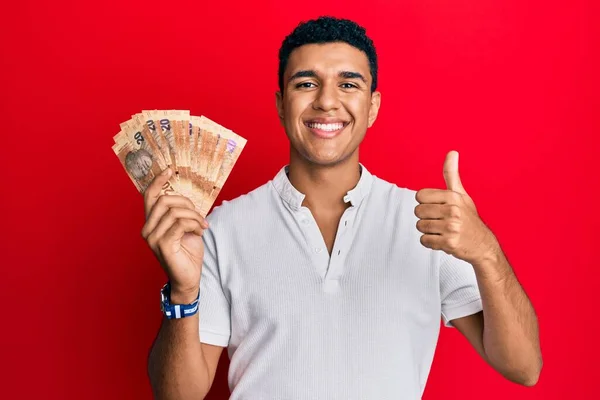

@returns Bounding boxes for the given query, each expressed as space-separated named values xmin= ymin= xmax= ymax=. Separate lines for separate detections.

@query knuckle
xmin=172 ymin=219 xmax=184 ymax=230
xmin=447 ymin=237 xmax=459 ymax=250
xmin=451 ymin=192 xmax=462 ymax=203
xmin=156 ymin=235 xmax=169 ymax=250
xmin=147 ymin=233 xmax=158 ymax=248
xmin=448 ymin=204 xmax=461 ymax=218
xmin=156 ymin=195 xmax=168 ymax=206
xmin=165 ymin=207 xmax=176 ymax=220
xmin=446 ymin=221 xmax=458 ymax=233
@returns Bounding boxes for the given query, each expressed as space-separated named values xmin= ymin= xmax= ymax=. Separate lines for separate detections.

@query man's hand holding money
xmin=112 ymin=110 xmax=247 ymax=302
xmin=141 ymin=168 xmax=209 ymax=303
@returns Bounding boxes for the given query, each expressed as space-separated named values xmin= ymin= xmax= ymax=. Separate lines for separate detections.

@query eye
xmin=341 ymin=82 xmax=358 ymax=89
xmin=296 ymin=82 xmax=316 ymax=89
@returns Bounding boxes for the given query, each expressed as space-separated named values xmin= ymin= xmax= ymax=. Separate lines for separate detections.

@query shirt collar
xmin=272 ymin=163 xmax=373 ymax=211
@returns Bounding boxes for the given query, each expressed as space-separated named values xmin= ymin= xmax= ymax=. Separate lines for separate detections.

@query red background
xmin=1 ymin=0 xmax=597 ymax=398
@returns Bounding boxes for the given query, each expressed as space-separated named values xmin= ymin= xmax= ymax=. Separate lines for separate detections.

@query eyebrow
xmin=288 ymin=70 xmax=367 ymax=84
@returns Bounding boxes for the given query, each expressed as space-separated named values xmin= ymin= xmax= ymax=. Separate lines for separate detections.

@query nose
xmin=312 ymin=82 xmax=341 ymax=112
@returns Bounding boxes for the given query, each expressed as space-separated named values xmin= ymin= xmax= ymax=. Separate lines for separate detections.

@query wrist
xmin=169 ymin=285 xmax=200 ymax=304
xmin=160 ymin=282 xmax=200 ymax=319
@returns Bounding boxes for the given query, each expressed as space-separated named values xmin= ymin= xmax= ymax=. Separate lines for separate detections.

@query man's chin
xmin=299 ymin=151 xmax=356 ymax=168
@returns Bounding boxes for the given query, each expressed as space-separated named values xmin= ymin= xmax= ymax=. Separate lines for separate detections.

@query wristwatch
xmin=160 ymin=282 xmax=200 ymax=319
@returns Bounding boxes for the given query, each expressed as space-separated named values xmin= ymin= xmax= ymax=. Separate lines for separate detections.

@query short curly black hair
xmin=278 ymin=16 xmax=378 ymax=94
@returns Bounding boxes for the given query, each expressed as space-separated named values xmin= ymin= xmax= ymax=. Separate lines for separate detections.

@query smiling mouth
xmin=303 ymin=121 xmax=349 ymax=138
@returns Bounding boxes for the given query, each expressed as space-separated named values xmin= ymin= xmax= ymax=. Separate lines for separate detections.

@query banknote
xmin=197 ymin=116 xmax=229 ymax=184
xmin=142 ymin=109 xmax=198 ymax=202
xmin=171 ymin=111 xmax=197 ymax=199
xmin=115 ymin=115 xmax=164 ymax=175
xmin=112 ymin=110 xmax=247 ymax=217
xmin=189 ymin=117 xmax=214 ymax=206
xmin=112 ymin=132 xmax=180 ymax=201
xmin=197 ymin=129 xmax=217 ymax=186
xmin=128 ymin=113 xmax=168 ymax=170
xmin=197 ymin=116 xmax=247 ymax=216
xmin=157 ymin=110 xmax=189 ymax=180
xmin=141 ymin=110 xmax=172 ymax=170
xmin=117 ymin=115 xmax=167 ymax=176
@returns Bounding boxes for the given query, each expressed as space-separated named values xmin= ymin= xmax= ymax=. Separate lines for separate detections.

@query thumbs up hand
xmin=415 ymin=151 xmax=498 ymax=265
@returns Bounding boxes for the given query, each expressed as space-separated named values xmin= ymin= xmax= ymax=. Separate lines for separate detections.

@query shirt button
xmin=314 ymin=247 xmax=323 ymax=254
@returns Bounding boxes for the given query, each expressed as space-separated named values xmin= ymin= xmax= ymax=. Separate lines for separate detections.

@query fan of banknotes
xmin=112 ymin=110 xmax=247 ymax=217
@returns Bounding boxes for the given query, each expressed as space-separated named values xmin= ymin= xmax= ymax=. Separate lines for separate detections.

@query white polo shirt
xmin=198 ymin=163 xmax=483 ymax=400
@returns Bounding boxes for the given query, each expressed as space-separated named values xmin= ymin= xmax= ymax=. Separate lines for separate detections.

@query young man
xmin=144 ymin=16 xmax=542 ymax=400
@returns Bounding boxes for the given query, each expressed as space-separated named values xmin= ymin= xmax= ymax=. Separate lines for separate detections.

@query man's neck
xmin=287 ymin=150 xmax=361 ymax=213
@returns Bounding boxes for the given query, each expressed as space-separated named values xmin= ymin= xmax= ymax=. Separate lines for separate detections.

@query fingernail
xmin=162 ymin=168 xmax=171 ymax=176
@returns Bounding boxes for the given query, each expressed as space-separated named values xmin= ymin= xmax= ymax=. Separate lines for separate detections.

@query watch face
xmin=161 ymin=285 xmax=169 ymax=305
xmin=160 ymin=283 xmax=173 ymax=318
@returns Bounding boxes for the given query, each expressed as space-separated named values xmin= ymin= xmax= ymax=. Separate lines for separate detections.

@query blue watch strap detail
xmin=161 ymin=282 xmax=200 ymax=319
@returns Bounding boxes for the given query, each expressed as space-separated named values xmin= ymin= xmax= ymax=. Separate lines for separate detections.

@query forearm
xmin=473 ymin=237 xmax=543 ymax=385
xmin=148 ymin=314 xmax=211 ymax=400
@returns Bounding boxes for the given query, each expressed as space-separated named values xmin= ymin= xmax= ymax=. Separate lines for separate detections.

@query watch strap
xmin=161 ymin=282 xmax=200 ymax=319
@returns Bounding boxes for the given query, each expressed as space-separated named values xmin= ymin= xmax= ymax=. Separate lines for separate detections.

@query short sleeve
xmin=198 ymin=216 xmax=231 ymax=347
xmin=439 ymin=253 xmax=483 ymax=328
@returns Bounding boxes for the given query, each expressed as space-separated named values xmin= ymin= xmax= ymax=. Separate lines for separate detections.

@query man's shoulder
xmin=367 ymin=174 xmax=423 ymax=240
xmin=205 ymin=178 xmax=275 ymax=227
xmin=370 ymin=174 xmax=418 ymax=208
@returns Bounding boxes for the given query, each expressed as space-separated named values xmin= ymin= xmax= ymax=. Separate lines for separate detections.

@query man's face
xmin=276 ymin=42 xmax=381 ymax=166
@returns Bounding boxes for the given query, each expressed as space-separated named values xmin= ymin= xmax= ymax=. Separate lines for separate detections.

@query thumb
xmin=443 ymin=150 xmax=466 ymax=194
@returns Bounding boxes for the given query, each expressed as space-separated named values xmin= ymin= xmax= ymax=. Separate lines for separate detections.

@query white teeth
xmin=306 ymin=122 xmax=345 ymax=131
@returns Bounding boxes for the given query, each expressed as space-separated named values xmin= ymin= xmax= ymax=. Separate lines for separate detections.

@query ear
xmin=275 ymin=91 xmax=284 ymax=126
xmin=367 ymin=90 xmax=381 ymax=128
